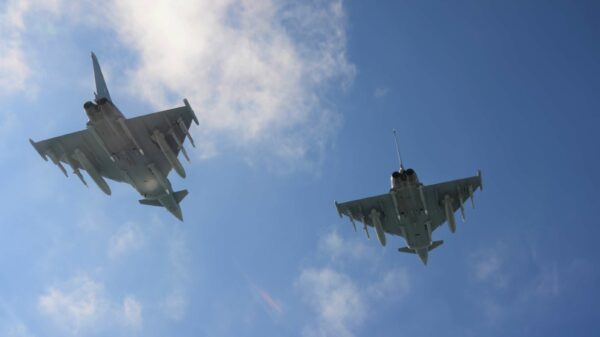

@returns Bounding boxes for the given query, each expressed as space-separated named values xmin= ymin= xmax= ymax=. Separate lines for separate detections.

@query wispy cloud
xmin=296 ymin=267 xmax=366 ymax=337
xmin=38 ymin=275 xmax=143 ymax=335
xmin=38 ymin=276 xmax=108 ymax=335
xmin=107 ymin=222 xmax=144 ymax=259
xmin=373 ymin=87 xmax=389 ymax=98
xmin=102 ymin=0 xmax=354 ymax=170
xmin=0 ymin=0 xmax=64 ymax=95
xmin=318 ymin=229 xmax=374 ymax=262
xmin=468 ymin=242 xmax=509 ymax=289
xmin=121 ymin=296 xmax=142 ymax=330
xmin=160 ymin=230 xmax=191 ymax=321
xmin=296 ymin=229 xmax=410 ymax=337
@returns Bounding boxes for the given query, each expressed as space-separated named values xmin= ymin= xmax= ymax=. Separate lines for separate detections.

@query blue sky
xmin=1 ymin=0 xmax=599 ymax=336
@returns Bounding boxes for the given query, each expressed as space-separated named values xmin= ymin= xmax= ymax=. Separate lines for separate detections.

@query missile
xmin=88 ymin=126 xmax=116 ymax=162
xmin=347 ymin=209 xmax=357 ymax=232
xmin=117 ymin=118 xmax=144 ymax=155
xmin=177 ymin=117 xmax=195 ymax=148
xmin=444 ymin=194 xmax=456 ymax=233
xmin=390 ymin=191 xmax=402 ymax=221
xmin=457 ymin=186 xmax=465 ymax=222
xmin=147 ymin=163 xmax=171 ymax=194
xmin=65 ymin=154 xmax=87 ymax=186
xmin=469 ymin=185 xmax=475 ymax=209
xmin=370 ymin=208 xmax=386 ymax=247
xmin=183 ymin=98 xmax=199 ymax=125
xmin=74 ymin=149 xmax=111 ymax=195
xmin=418 ymin=185 xmax=429 ymax=216
xmin=46 ymin=150 xmax=68 ymax=177
xmin=169 ymin=129 xmax=190 ymax=162
xmin=152 ymin=129 xmax=186 ymax=178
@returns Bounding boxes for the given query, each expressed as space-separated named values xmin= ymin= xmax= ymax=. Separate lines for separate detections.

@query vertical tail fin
xmin=91 ymin=52 xmax=112 ymax=102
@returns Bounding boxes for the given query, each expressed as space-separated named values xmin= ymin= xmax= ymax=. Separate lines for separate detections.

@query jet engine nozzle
xmin=391 ymin=171 xmax=406 ymax=190
xmin=404 ymin=168 xmax=419 ymax=184
xmin=83 ymin=101 xmax=100 ymax=122
xmin=96 ymin=97 xmax=109 ymax=105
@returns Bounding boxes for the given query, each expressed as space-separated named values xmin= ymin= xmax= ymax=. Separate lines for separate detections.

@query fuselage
xmin=390 ymin=168 xmax=433 ymax=254
xmin=83 ymin=98 xmax=174 ymax=200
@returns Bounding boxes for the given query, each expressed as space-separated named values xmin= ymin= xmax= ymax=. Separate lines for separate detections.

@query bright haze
xmin=0 ymin=1 xmax=599 ymax=337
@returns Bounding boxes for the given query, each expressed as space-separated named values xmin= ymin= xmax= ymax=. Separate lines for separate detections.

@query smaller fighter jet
xmin=335 ymin=131 xmax=483 ymax=265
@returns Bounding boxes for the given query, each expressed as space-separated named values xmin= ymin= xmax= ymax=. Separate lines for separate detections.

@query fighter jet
xmin=29 ymin=52 xmax=199 ymax=221
xmin=334 ymin=131 xmax=483 ymax=265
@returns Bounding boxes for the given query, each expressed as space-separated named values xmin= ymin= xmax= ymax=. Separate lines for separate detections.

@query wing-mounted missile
xmin=347 ymin=210 xmax=358 ymax=232
xmin=87 ymin=126 xmax=116 ymax=162
xmin=64 ymin=153 xmax=87 ymax=186
xmin=478 ymin=170 xmax=483 ymax=191
xmin=45 ymin=149 xmax=68 ymax=177
xmin=370 ymin=208 xmax=386 ymax=247
xmin=443 ymin=194 xmax=456 ymax=233
xmin=457 ymin=185 xmax=465 ymax=222
xmin=147 ymin=163 xmax=172 ymax=194
xmin=74 ymin=149 xmax=111 ymax=195
xmin=169 ymin=129 xmax=190 ymax=162
xmin=117 ymin=118 xmax=144 ymax=155
xmin=359 ymin=211 xmax=370 ymax=239
xmin=183 ymin=98 xmax=199 ymax=125
xmin=469 ymin=184 xmax=475 ymax=209
xmin=152 ymin=129 xmax=186 ymax=178
xmin=177 ymin=117 xmax=195 ymax=148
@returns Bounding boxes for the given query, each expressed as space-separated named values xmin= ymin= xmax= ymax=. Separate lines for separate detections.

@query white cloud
xmin=161 ymin=289 xmax=187 ymax=321
xmin=38 ymin=276 xmax=143 ymax=335
xmin=0 ymin=0 xmax=63 ymax=94
xmin=38 ymin=276 xmax=108 ymax=335
xmin=469 ymin=245 xmax=509 ymax=289
xmin=103 ymin=0 xmax=353 ymax=170
xmin=121 ymin=296 xmax=142 ymax=330
xmin=296 ymin=267 xmax=366 ymax=337
xmin=367 ymin=269 xmax=410 ymax=300
xmin=0 ymin=301 xmax=35 ymax=337
xmin=107 ymin=222 xmax=144 ymax=259
xmin=297 ymin=229 xmax=410 ymax=337
xmin=318 ymin=229 xmax=373 ymax=262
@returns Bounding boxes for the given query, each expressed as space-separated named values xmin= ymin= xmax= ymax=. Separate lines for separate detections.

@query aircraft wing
xmin=125 ymin=100 xmax=198 ymax=174
xmin=423 ymin=172 xmax=483 ymax=231
xmin=30 ymin=129 xmax=123 ymax=182
xmin=335 ymin=193 xmax=404 ymax=236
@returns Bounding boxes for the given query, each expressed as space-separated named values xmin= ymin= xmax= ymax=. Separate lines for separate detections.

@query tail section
xmin=91 ymin=52 xmax=112 ymax=102
xmin=398 ymin=240 xmax=444 ymax=265
xmin=138 ymin=189 xmax=188 ymax=221
xmin=173 ymin=189 xmax=188 ymax=203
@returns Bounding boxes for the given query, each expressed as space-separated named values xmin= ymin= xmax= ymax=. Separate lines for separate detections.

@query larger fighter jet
xmin=335 ymin=131 xmax=483 ymax=265
xmin=30 ymin=53 xmax=199 ymax=221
